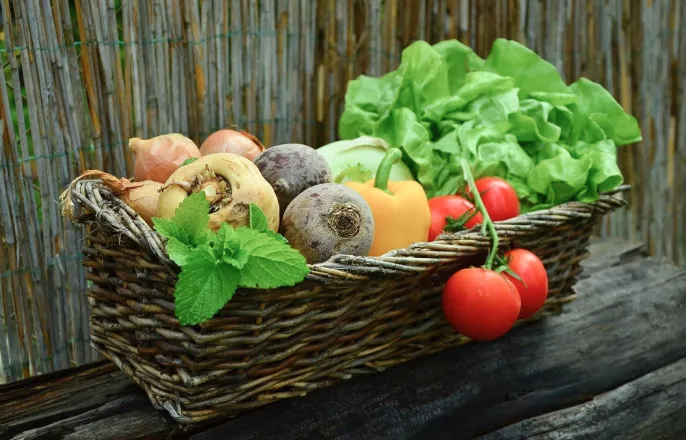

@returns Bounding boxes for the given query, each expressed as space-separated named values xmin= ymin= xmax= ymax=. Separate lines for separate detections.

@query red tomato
xmin=442 ymin=267 xmax=521 ymax=341
xmin=465 ymin=177 xmax=520 ymax=221
xmin=428 ymin=195 xmax=484 ymax=241
xmin=503 ymin=249 xmax=549 ymax=319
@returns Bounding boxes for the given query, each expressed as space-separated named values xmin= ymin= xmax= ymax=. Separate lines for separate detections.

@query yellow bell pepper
xmin=345 ymin=148 xmax=431 ymax=256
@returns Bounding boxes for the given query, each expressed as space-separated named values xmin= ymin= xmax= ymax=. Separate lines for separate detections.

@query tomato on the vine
xmin=442 ymin=267 xmax=521 ymax=341
xmin=503 ymin=249 xmax=549 ymax=319
xmin=428 ymin=195 xmax=484 ymax=241
xmin=464 ymin=177 xmax=520 ymax=222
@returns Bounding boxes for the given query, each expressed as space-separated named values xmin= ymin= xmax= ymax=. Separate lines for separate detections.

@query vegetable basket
xmin=62 ymin=177 xmax=629 ymax=424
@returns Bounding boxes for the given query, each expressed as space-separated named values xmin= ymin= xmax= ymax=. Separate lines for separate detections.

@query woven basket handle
xmin=61 ymin=178 xmax=173 ymax=267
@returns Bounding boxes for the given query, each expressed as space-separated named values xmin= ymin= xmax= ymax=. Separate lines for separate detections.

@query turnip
xmin=281 ymin=183 xmax=375 ymax=264
xmin=157 ymin=153 xmax=280 ymax=232
xmin=253 ymin=143 xmax=333 ymax=216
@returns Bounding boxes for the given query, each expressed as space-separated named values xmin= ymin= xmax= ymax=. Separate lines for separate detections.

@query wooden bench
xmin=2 ymin=238 xmax=685 ymax=440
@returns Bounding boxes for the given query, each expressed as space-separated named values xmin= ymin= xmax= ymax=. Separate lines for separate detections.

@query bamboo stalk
xmin=304 ymin=0 xmax=315 ymax=147
xmin=676 ymin=0 xmax=686 ymax=266
xmin=288 ymin=0 xmax=300 ymax=141
xmin=230 ymin=0 xmax=242 ymax=134
xmin=245 ymin=0 xmax=256 ymax=135
xmin=11 ymin=0 xmax=53 ymax=377
xmin=261 ymin=0 xmax=275 ymax=146
xmin=201 ymin=0 xmax=213 ymax=136
xmin=125 ymin=0 xmax=142 ymax=137
xmin=277 ymin=0 xmax=289 ymax=142
xmin=28 ymin=0 xmax=71 ymax=371
xmin=0 ymin=118 xmax=22 ymax=380
xmin=215 ymin=0 xmax=226 ymax=133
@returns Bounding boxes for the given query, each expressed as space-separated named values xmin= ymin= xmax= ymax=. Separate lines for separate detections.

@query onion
xmin=129 ymin=133 xmax=201 ymax=183
xmin=199 ymin=129 xmax=265 ymax=160
xmin=124 ymin=180 xmax=163 ymax=225
xmin=59 ymin=170 xmax=161 ymax=226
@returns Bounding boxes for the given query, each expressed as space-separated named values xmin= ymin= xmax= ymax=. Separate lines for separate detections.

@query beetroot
xmin=253 ymin=143 xmax=332 ymax=216
xmin=281 ymin=183 xmax=375 ymax=264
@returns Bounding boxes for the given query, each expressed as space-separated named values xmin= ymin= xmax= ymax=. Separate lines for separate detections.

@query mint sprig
xmin=153 ymin=191 xmax=214 ymax=248
xmin=152 ymin=194 xmax=309 ymax=326
xmin=173 ymin=244 xmax=240 ymax=325
xmin=235 ymin=227 xmax=310 ymax=288
xmin=249 ymin=202 xmax=288 ymax=243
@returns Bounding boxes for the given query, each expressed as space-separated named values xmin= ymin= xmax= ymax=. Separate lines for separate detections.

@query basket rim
xmin=62 ymin=178 xmax=629 ymax=282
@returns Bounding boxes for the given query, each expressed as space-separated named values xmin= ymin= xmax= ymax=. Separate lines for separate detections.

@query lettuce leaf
xmin=568 ymin=78 xmax=642 ymax=146
xmin=337 ymin=37 xmax=642 ymax=208
xmin=482 ymin=39 xmax=571 ymax=99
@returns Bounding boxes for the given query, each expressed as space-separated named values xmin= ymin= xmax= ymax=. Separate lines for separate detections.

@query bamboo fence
xmin=0 ymin=0 xmax=683 ymax=384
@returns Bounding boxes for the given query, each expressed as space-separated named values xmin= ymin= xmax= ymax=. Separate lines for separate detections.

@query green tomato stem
xmin=460 ymin=159 xmax=498 ymax=270
xmin=373 ymin=148 xmax=403 ymax=193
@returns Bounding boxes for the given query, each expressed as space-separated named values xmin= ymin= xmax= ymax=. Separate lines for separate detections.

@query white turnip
xmin=157 ymin=153 xmax=280 ymax=232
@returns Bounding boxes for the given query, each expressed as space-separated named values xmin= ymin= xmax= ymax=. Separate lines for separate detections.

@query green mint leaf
xmin=173 ymin=245 xmax=240 ymax=325
xmin=249 ymin=203 xmax=270 ymax=231
xmin=234 ymin=227 xmax=309 ymax=289
xmin=182 ymin=157 xmax=198 ymax=166
xmin=153 ymin=191 xmax=214 ymax=247
xmin=214 ymin=223 xmax=250 ymax=269
xmin=222 ymin=253 xmax=249 ymax=269
xmin=165 ymin=236 xmax=194 ymax=266
xmin=248 ymin=203 xmax=289 ymax=244
xmin=214 ymin=222 xmax=237 ymax=251
xmin=152 ymin=217 xmax=191 ymax=245
xmin=265 ymin=229 xmax=289 ymax=244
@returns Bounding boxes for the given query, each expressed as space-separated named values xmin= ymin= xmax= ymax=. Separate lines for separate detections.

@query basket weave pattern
xmin=68 ymin=179 xmax=628 ymax=423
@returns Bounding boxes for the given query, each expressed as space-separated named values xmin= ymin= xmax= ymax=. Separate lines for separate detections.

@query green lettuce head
xmin=337 ymin=37 xmax=641 ymax=210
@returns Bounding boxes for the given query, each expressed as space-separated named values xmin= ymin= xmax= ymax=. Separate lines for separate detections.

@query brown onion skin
xmin=130 ymin=133 xmax=201 ymax=183
xmin=124 ymin=180 xmax=162 ymax=226
xmin=199 ymin=129 xmax=265 ymax=160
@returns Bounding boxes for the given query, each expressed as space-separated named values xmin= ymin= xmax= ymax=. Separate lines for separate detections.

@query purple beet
xmin=281 ymin=183 xmax=375 ymax=264
xmin=253 ymin=143 xmax=332 ymax=217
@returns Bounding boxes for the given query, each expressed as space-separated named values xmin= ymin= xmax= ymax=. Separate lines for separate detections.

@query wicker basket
xmin=63 ymin=178 xmax=628 ymax=423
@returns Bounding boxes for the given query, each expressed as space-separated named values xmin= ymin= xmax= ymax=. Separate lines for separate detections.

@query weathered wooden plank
xmin=578 ymin=237 xmax=647 ymax=274
xmin=2 ymin=239 xmax=683 ymax=440
xmin=193 ymin=253 xmax=686 ymax=440
xmin=475 ymin=356 xmax=686 ymax=440
xmin=0 ymin=363 xmax=210 ymax=439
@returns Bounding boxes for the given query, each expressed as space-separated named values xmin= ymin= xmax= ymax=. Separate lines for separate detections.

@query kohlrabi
xmin=316 ymin=136 xmax=415 ymax=184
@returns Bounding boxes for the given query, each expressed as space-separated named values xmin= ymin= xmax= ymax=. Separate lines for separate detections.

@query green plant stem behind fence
xmin=0 ymin=0 xmax=684 ymax=384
